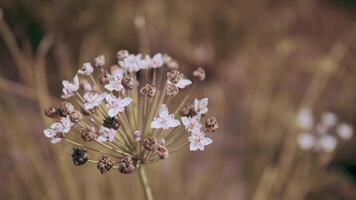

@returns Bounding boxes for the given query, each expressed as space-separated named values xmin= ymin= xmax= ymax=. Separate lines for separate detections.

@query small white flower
xmin=119 ymin=54 xmax=142 ymax=72
xmin=151 ymin=104 xmax=180 ymax=129
xmin=105 ymin=94 xmax=133 ymax=117
xmin=78 ymin=63 xmax=94 ymax=76
xmin=318 ymin=135 xmax=337 ymax=153
xmin=194 ymin=98 xmax=208 ymax=115
xmin=297 ymin=132 xmax=315 ymax=151
xmin=139 ymin=55 xmax=152 ymax=70
xmin=61 ymin=74 xmax=80 ymax=99
xmin=104 ymin=75 xmax=124 ymax=91
xmin=150 ymin=53 xmax=163 ymax=68
xmin=321 ymin=112 xmax=337 ymax=128
xmin=83 ymin=91 xmax=107 ymax=110
xmin=188 ymin=132 xmax=213 ymax=151
xmin=97 ymin=126 xmax=116 ymax=142
xmin=168 ymin=78 xmax=192 ymax=89
xmin=337 ymin=123 xmax=353 ymax=140
xmin=94 ymin=55 xmax=105 ymax=67
xmin=296 ymin=108 xmax=313 ymax=130
xmin=43 ymin=116 xmax=72 ymax=143
xmin=110 ymin=65 xmax=124 ymax=77
xmin=181 ymin=115 xmax=202 ymax=132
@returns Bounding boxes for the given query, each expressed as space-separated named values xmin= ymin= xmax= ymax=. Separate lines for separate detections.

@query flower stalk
xmin=138 ymin=165 xmax=154 ymax=200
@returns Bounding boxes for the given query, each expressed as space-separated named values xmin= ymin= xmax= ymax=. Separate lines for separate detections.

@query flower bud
xmin=71 ymin=148 xmax=89 ymax=166
xmin=60 ymin=102 xmax=75 ymax=114
xmin=80 ymin=127 xmax=97 ymax=142
xmin=45 ymin=106 xmax=59 ymax=118
xmin=97 ymin=156 xmax=115 ymax=174
xmin=118 ymin=156 xmax=136 ymax=174
xmin=140 ymin=84 xmax=156 ymax=97
xmin=133 ymin=130 xmax=142 ymax=142
xmin=143 ymin=137 xmax=159 ymax=151
xmin=103 ymin=117 xmax=120 ymax=130
xmin=193 ymin=67 xmax=206 ymax=81
xmin=70 ymin=110 xmax=82 ymax=123
xmin=99 ymin=71 xmax=111 ymax=85
xmin=205 ymin=117 xmax=218 ymax=133
xmin=121 ymin=75 xmax=134 ymax=90
xmin=167 ymin=70 xmax=183 ymax=84
xmin=167 ymin=84 xmax=179 ymax=97
xmin=156 ymin=145 xmax=169 ymax=160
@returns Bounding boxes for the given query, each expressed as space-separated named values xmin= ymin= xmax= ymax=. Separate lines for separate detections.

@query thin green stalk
xmin=138 ymin=165 xmax=154 ymax=200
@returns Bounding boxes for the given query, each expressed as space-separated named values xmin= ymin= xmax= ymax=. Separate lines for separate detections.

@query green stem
xmin=138 ymin=165 xmax=154 ymax=200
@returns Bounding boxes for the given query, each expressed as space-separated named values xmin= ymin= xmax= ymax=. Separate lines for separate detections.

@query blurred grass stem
xmin=138 ymin=165 xmax=154 ymax=200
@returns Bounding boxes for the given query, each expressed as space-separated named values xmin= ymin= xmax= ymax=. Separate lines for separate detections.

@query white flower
xmin=105 ymin=94 xmax=133 ymax=117
xmin=151 ymin=104 xmax=180 ymax=129
xmin=110 ymin=65 xmax=124 ymax=78
xmin=337 ymin=123 xmax=353 ymax=140
xmin=321 ymin=112 xmax=337 ymax=128
xmin=296 ymin=108 xmax=313 ymax=130
xmin=181 ymin=115 xmax=202 ymax=132
xmin=297 ymin=132 xmax=315 ymax=151
xmin=194 ymin=98 xmax=208 ymax=114
xmin=318 ymin=135 xmax=337 ymax=153
xmin=150 ymin=53 xmax=163 ymax=68
xmin=188 ymin=131 xmax=213 ymax=151
xmin=83 ymin=91 xmax=107 ymax=110
xmin=139 ymin=55 xmax=152 ymax=70
xmin=78 ymin=63 xmax=94 ymax=76
xmin=168 ymin=78 xmax=192 ymax=89
xmin=43 ymin=116 xmax=72 ymax=143
xmin=104 ymin=75 xmax=124 ymax=91
xmin=94 ymin=55 xmax=105 ymax=67
xmin=119 ymin=54 xmax=142 ymax=72
xmin=97 ymin=126 xmax=116 ymax=142
xmin=61 ymin=74 xmax=80 ymax=99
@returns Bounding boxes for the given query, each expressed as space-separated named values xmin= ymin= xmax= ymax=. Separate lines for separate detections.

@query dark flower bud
xmin=71 ymin=148 xmax=89 ymax=166
xmin=156 ymin=145 xmax=169 ymax=160
xmin=167 ymin=84 xmax=179 ymax=97
xmin=142 ymin=137 xmax=159 ymax=151
xmin=193 ymin=67 xmax=206 ymax=81
xmin=121 ymin=75 xmax=134 ymax=90
xmin=103 ymin=117 xmax=120 ymax=130
xmin=56 ymin=108 xmax=67 ymax=117
xmin=97 ymin=156 xmax=115 ymax=174
xmin=80 ymin=127 xmax=97 ymax=142
xmin=140 ymin=84 xmax=156 ymax=97
xmin=167 ymin=70 xmax=183 ymax=84
xmin=205 ymin=117 xmax=218 ymax=133
xmin=118 ymin=156 xmax=136 ymax=174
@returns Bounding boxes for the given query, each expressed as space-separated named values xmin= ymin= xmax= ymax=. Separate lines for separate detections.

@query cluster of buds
xmin=296 ymin=108 xmax=354 ymax=153
xmin=43 ymin=51 xmax=218 ymax=174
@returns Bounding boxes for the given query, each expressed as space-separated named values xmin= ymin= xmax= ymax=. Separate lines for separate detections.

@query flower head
xmin=43 ymin=50 xmax=218 ymax=175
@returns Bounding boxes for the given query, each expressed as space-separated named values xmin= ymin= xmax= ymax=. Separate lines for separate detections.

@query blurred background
xmin=1 ymin=0 xmax=356 ymax=199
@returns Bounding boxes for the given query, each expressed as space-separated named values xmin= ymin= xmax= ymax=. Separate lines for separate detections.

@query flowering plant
xmin=43 ymin=51 xmax=218 ymax=199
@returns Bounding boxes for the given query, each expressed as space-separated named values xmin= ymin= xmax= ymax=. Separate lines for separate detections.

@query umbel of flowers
xmin=43 ymin=51 xmax=218 ymax=175
xmin=296 ymin=108 xmax=353 ymax=153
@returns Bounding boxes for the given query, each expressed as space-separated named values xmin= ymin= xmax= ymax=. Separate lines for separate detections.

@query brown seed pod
xmin=140 ymin=84 xmax=156 ymax=97
xmin=143 ymin=137 xmax=159 ymax=151
xmin=118 ymin=156 xmax=136 ymax=174
xmin=97 ymin=156 xmax=115 ymax=174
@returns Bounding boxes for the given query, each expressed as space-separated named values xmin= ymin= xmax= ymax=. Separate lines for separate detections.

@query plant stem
xmin=138 ymin=165 xmax=154 ymax=200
